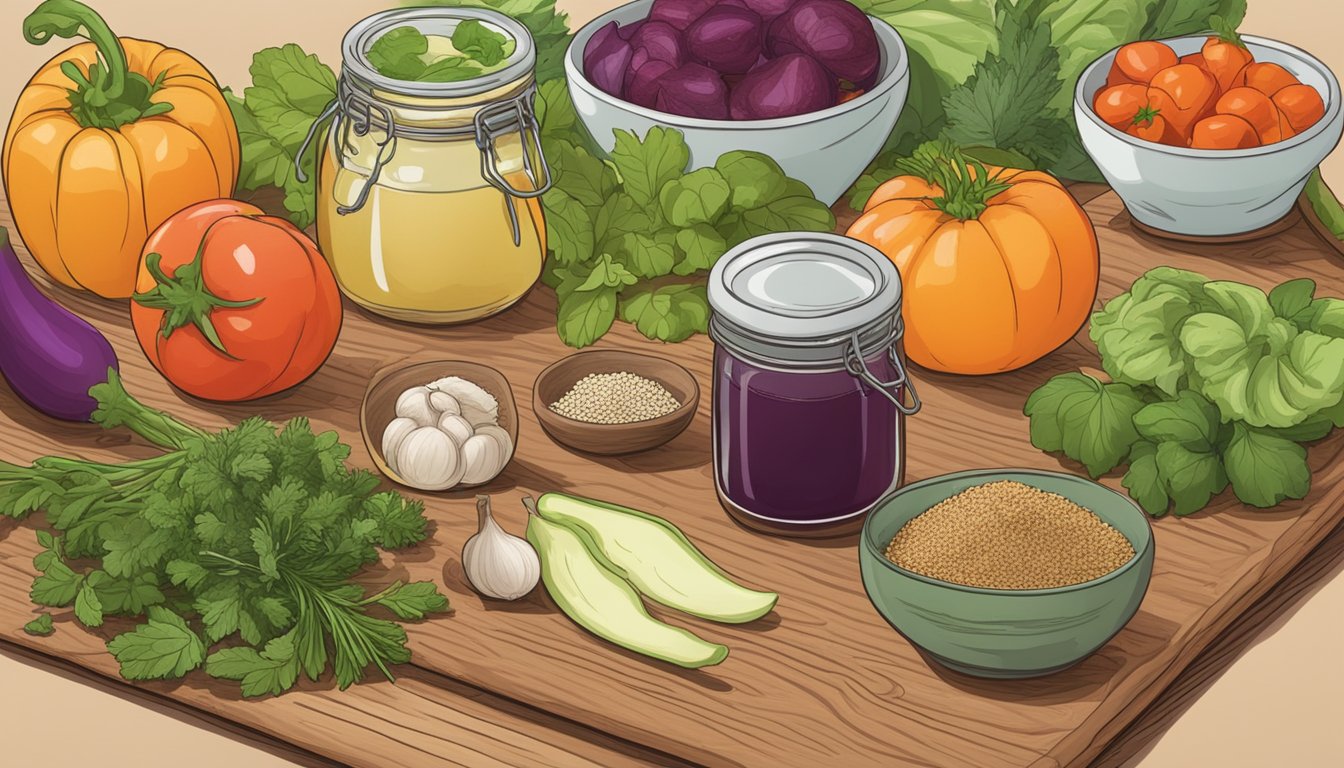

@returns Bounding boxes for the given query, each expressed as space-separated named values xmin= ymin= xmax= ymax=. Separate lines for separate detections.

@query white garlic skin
xmin=463 ymin=511 xmax=540 ymax=601
xmin=395 ymin=427 xmax=464 ymax=490
xmin=429 ymin=391 xmax=461 ymax=417
xmin=459 ymin=434 xmax=503 ymax=485
xmin=395 ymin=386 xmax=439 ymax=427
xmin=437 ymin=413 xmax=475 ymax=446
xmin=471 ymin=424 xmax=514 ymax=475
xmin=381 ymin=417 xmax=420 ymax=474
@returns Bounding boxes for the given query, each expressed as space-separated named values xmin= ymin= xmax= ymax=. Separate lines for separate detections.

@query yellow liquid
xmin=317 ymin=128 xmax=545 ymax=324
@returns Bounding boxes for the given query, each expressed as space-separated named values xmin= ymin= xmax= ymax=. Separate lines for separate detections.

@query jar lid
xmin=708 ymin=233 xmax=902 ymax=365
xmin=342 ymin=7 xmax=536 ymax=100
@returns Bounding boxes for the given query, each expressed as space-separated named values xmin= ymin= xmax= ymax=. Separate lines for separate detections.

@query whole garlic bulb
xmin=462 ymin=495 xmax=540 ymax=601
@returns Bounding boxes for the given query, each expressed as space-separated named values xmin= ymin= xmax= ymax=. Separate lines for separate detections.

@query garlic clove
xmin=395 ymin=386 xmax=439 ymax=427
xmin=396 ymin=426 xmax=464 ymax=490
xmin=429 ymin=391 xmax=461 ymax=417
xmin=471 ymin=424 xmax=514 ymax=476
xmin=381 ymin=417 xmax=420 ymax=475
xmin=460 ymin=434 xmax=503 ymax=485
xmin=437 ymin=413 xmax=475 ymax=446
xmin=462 ymin=495 xmax=540 ymax=601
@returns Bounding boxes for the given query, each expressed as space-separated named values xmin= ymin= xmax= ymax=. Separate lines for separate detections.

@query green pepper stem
xmin=24 ymin=0 xmax=128 ymax=101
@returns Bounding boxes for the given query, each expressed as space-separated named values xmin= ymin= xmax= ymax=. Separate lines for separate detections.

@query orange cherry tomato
xmin=1148 ymin=64 xmax=1219 ymax=138
xmin=1107 ymin=41 xmax=1179 ymax=86
xmin=1190 ymin=114 xmax=1260 ymax=149
xmin=1216 ymin=86 xmax=1293 ymax=143
xmin=1201 ymin=35 xmax=1253 ymax=92
xmin=1272 ymin=83 xmax=1326 ymax=132
xmin=1093 ymin=84 xmax=1149 ymax=130
xmin=1241 ymin=61 xmax=1299 ymax=96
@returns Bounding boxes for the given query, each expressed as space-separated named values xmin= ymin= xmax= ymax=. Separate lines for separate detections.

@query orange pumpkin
xmin=2 ymin=1 xmax=238 ymax=298
xmin=846 ymin=149 xmax=1099 ymax=375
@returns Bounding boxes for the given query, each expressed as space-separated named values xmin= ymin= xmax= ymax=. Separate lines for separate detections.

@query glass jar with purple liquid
xmin=708 ymin=233 xmax=920 ymax=537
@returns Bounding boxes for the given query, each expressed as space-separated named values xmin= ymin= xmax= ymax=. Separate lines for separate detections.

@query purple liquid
xmin=713 ymin=345 xmax=903 ymax=528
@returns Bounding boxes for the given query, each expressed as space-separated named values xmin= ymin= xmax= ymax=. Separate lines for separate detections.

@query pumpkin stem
xmin=22 ymin=0 xmax=174 ymax=130
xmin=895 ymin=140 xmax=1012 ymax=221
xmin=132 ymin=221 xmax=262 ymax=359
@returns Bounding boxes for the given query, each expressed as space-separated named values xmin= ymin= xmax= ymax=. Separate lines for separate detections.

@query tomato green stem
xmin=1132 ymin=105 xmax=1162 ymax=126
xmin=22 ymin=0 xmax=173 ymax=129
xmin=132 ymin=221 xmax=262 ymax=359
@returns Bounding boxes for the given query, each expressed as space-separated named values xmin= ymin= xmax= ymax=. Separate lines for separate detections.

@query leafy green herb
xmin=408 ymin=0 xmax=572 ymax=83
xmin=229 ymin=45 xmax=338 ymax=229
xmin=847 ymin=0 xmax=1244 ymax=205
xmin=1 ymin=371 xmax=448 ymax=696
xmin=538 ymin=127 xmax=834 ymax=348
xmin=1026 ymin=269 xmax=1342 ymax=517
xmin=1024 ymin=372 xmax=1147 ymax=477
xmin=365 ymin=22 xmax=515 ymax=83
xmin=23 ymin=613 xmax=54 ymax=636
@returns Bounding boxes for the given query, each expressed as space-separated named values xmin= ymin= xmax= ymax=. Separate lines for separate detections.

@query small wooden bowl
xmin=533 ymin=350 xmax=699 ymax=456
xmin=360 ymin=360 xmax=519 ymax=490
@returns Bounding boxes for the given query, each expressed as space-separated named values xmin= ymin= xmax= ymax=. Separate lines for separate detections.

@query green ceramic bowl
xmin=859 ymin=469 xmax=1155 ymax=679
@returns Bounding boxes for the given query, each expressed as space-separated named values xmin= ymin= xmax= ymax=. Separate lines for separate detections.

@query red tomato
xmin=1216 ymin=86 xmax=1294 ymax=143
xmin=1148 ymin=64 xmax=1219 ymax=139
xmin=1107 ymin=41 xmax=1179 ymax=86
xmin=131 ymin=199 xmax=343 ymax=402
xmin=1093 ymin=84 xmax=1149 ymax=130
xmin=1190 ymin=114 xmax=1260 ymax=149
xmin=1241 ymin=61 xmax=1299 ymax=96
xmin=1273 ymin=84 xmax=1326 ymax=132
xmin=1201 ymin=35 xmax=1253 ymax=92
xmin=1128 ymin=109 xmax=1182 ymax=145
xmin=1180 ymin=52 xmax=1209 ymax=71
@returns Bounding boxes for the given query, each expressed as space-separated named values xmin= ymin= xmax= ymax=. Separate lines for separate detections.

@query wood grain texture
xmin=1096 ymin=519 xmax=1344 ymax=768
xmin=1 ymin=188 xmax=1342 ymax=768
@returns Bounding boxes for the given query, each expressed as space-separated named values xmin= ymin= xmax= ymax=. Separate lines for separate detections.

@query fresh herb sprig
xmin=1 ymin=370 xmax=448 ymax=696
xmin=1025 ymin=269 xmax=1344 ymax=517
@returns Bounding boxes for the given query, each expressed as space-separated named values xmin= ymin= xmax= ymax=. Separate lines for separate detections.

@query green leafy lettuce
xmin=1026 ymin=268 xmax=1344 ymax=517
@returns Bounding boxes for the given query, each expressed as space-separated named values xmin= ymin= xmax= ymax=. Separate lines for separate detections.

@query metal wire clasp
xmin=844 ymin=331 xmax=922 ymax=415
xmin=474 ymin=85 xmax=552 ymax=246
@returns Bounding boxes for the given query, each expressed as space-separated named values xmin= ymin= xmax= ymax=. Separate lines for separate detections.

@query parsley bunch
xmin=1 ymin=371 xmax=448 ymax=697
xmin=1025 ymin=269 xmax=1344 ymax=517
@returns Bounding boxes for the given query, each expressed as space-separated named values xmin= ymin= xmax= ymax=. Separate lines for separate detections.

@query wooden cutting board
xmin=1 ymin=187 xmax=1342 ymax=768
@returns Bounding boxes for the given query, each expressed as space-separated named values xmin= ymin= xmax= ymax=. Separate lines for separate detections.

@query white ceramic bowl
xmin=564 ymin=0 xmax=910 ymax=205
xmin=1075 ymin=35 xmax=1343 ymax=237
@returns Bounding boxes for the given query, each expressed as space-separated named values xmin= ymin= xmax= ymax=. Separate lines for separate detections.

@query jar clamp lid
xmin=295 ymin=7 xmax=551 ymax=244
xmin=708 ymin=233 xmax=921 ymax=414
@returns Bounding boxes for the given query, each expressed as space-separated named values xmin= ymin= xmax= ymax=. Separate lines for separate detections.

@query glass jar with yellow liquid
xmin=300 ymin=8 xmax=550 ymax=324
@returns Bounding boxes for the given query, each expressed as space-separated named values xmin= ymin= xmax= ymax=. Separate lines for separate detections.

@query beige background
xmin=0 ymin=1 xmax=1340 ymax=766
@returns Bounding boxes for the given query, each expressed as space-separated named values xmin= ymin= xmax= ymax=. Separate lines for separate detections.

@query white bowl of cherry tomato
xmin=1075 ymin=33 xmax=1342 ymax=237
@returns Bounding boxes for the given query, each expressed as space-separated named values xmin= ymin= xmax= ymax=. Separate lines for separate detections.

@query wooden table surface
xmin=2 ymin=180 xmax=1343 ymax=767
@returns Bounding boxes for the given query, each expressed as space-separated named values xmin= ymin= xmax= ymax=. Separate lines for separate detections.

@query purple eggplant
xmin=0 ymin=226 xmax=118 ymax=422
